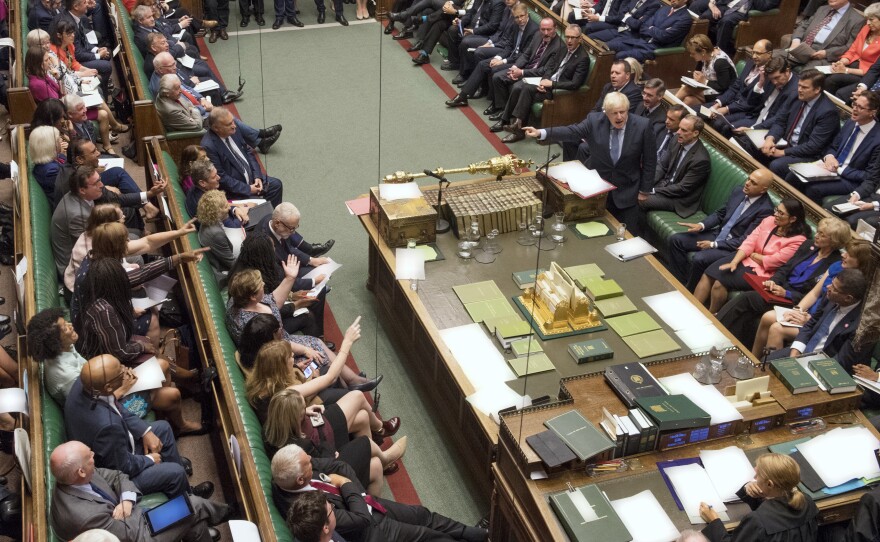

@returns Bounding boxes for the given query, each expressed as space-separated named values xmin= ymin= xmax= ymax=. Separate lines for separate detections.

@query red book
xmin=744 ymin=273 xmax=793 ymax=306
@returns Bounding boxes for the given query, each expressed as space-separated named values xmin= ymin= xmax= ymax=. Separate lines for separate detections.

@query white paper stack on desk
xmin=547 ymin=161 xmax=616 ymax=199
xmin=605 ymin=237 xmax=657 ymax=261
xmin=665 ymin=463 xmax=730 ymax=523
xmin=658 ymin=373 xmax=743 ymax=425
xmin=796 ymin=426 xmax=880 ymax=487
xmin=643 ymin=291 xmax=732 ymax=351
xmin=699 ymin=446 xmax=755 ymax=502
xmin=789 ymin=161 xmax=839 ymax=182
xmin=609 ymin=490 xmax=680 ymax=542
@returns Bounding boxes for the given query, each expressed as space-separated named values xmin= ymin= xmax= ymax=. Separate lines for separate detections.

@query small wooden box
xmin=536 ymin=170 xmax=608 ymax=220
xmin=369 ymin=187 xmax=438 ymax=248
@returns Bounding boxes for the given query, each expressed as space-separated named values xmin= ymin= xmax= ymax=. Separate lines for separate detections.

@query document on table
xmin=125 ymin=357 xmax=167 ymax=395
xmin=605 ymin=237 xmax=657 ymax=261
xmin=378 ymin=181 xmax=422 ymax=201
xmin=665 ymin=463 xmax=729 ymax=524
xmin=547 ymin=161 xmax=616 ymax=199
xmin=468 ymin=381 xmax=531 ymax=422
xmin=440 ymin=323 xmax=516 ymax=391
xmin=610 ymin=490 xmax=680 ymax=542
xmin=700 ymin=446 xmax=755 ymax=502
xmin=642 ymin=291 xmax=711 ymax=332
xmin=675 ymin=324 xmax=733 ymax=352
xmin=659 ymin=373 xmax=743 ymax=425
xmin=797 ymin=426 xmax=880 ymax=487
xmin=395 ymin=248 xmax=426 ymax=280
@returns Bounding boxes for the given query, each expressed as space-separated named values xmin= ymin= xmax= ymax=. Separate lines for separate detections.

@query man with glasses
xmin=705 ymin=39 xmax=774 ymax=137
xmin=633 ymin=78 xmax=668 ymax=134
xmin=146 ymin=36 xmax=243 ymax=105
xmin=790 ymin=91 xmax=880 ymax=203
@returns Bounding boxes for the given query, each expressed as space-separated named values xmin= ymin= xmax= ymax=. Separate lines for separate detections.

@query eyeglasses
xmin=750 ymin=50 xmax=770 ymax=57
xmin=851 ymin=103 xmax=876 ymax=111
xmin=276 ymin=220 xmax=298 ymax=232
xmin=773 ymin=208 xmax=789 ymax=216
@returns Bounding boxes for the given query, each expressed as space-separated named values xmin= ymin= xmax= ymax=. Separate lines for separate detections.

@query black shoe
xmin=483 ymin=105 xmax=500 ymax=116
xmin=336 ymin=13 xmax=348 ymax=25
xmin=258 ymin=131 xmax=281 ymax=154
xmin=412 ymin=52 xmax=430 ymax=65
xmin=350 ymin=374 xmax=383 ymax=392
xmin=389 ymin=11 xmax=404 ymax=21
xmin=384 ymin=21 xmax=395 ymax=34
xmin=488 ymin=111 xmax=503 ymax=121
xmin=489 ymin=120 xmax=506 ymax=132
xmin=0 ymin=316 xmax=10 ymax=327
xmin=288 ymin=16 xmax=305 ymax=27
xmin=0 ymin=325 xmax=10 ymax=342
xmin=181 ymin=457 xmax=194 ymax=476
xmin=323 ymin=341 xmax=336 ymax=352
xmin=222 ymin=90 xmax=243 ymax=104
xmin=446 ymin=94 xmax=468 ymax=107
xmin=318 ymin=10 xmax=326 ymax=23
xmin=272 ymin=18 xmax=283 ymax=28
xmin=259 ymin=124 xmax=282 ymax=138
xmin=209 ymin=527 xmax=220 ymax=542
xmin=406 ymin=41 xmax=423 ymax=52
xmin=452 ymin=74 xmax=465 ymax=85
xmin=393 ymin=28 xmax=413 ymax=40
xmin=220 ymin=502 xmax=243 ymax=523
xmin=240 ymin=16 xmax=249 ymax=26
xmin=191 ymin=481 xmax=215 ymax=499
xmin=255 ymin=14 xmax=266 ymax=25
xmin=440 ymin=61 xmax=459 ymax=71
xmin=309 ymin=239 xmax=335 ymax=256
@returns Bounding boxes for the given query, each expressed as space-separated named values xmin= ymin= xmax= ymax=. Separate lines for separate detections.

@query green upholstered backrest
xmin=701 ymin=144 xmax=749 ymax=215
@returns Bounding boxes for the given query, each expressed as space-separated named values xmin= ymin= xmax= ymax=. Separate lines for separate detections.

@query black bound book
xmin=526 ymin=430 xmax=578 ymax=470
xmin=604 ymin=362 xmax=668 ymax=408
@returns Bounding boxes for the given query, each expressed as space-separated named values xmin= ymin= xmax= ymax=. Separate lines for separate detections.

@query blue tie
xmin=610 ymin=128 xmax=622 ymax=164
xmin=835 ymin=125 xmax=860 ymax=164
xmin=715 ymin=197 xmax=748 ymax=243
xmin=871 ymin=80 xmax=880 ymax=92
xmin=804 ymin=305 xmax=838 ymax=353
xmin=90 ymin=482 xmax=118 ymax=505
xmin=513 ymin=30 xmax=523 ymax=54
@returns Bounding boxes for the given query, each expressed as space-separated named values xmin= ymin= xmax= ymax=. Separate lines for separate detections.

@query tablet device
xmin=244 ymin=201 xmax=274 ymax=231
xmin=146 ymin=493 xmax=195 ymax=536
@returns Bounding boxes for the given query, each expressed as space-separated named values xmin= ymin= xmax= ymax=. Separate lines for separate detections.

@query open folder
xmin=744 ymin=273 xmax=792 ymax=305
xmin=789 ymin=161 xmax=839 ymax=182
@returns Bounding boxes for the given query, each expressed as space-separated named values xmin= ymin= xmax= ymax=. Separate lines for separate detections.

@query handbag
xmin=158 ymin=328 xmax=191 ymax=372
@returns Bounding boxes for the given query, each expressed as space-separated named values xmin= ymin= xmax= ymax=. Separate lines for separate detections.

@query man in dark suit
xmin=448 ymin=0 xmax=517 ymax=80
xmin=201 ymin=107 xmax=283 ymax=207
xmin=634 ymin=78 xmax=668 ymax=135
xmin=524 ymin=91 xmax=657 ymax=229
xmin=823 ymin=147 xmax=880 ymax=228
xmin=29 ymin=0 xmax=62 ymax=31
xmin=705 ymin=39 xmax=773 ymax=136
xmin=271 ymin=444 xmax=488 ymax=542
xmin=786 ymin=0 xmax=864 ymax=70
xmin=690 ymin=0 xmax=751 ymax=55
xmin=790 ymin=91 xmax=880 ymax=203
xmin=569 ymin=0 xmax=635 ymax=34
xmin=850 ymin=60 xmax=880 ymax=103
xmin=587 ymin=0 xmax=661 ymax=43
xmin=131 ymin=5 xmax=199 ymax=59
xmin=411 ymin=0 xmax=504 ymax=66
xmin=667 ymin=167 xmax=774 ymax=289
xmin=50 ymin=441 xmax=230 ymax=542
xmin=767 ymin=270 xmax=870 ymax=373
xmin=655 ymin=104 xmax=686 ymax=161
xmin=434 ymin=0 xmax=505 ymax=69
xmin=730 ymin=57 xmax=800 ymax=155
xmin=491 ymin=24 xmax=590 ymax=141
xmin=639 ymin=114 xmax=711 ymax=219
xmin=592 ymin=59 xmax=643 ymax=113
xmin=64 ymin=356 xmax=214 ymax=500
xmin=758 ymin=69 xmax=841 ymax=178
xmin=602 ymin=0 xmax=692 ymax=62
xmin=49 ymin=0 xmax=112 ymax=90
xmin=148 ymin=45 xmax=244 ymax=108
xmin=286 ymin=491 xmax=345 ymax=542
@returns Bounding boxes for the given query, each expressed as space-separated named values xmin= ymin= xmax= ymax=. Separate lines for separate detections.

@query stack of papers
xmin=699 ymin=446 xmax=756 ymax=502
xmin=664 ymin=463 xmax=730 ymax=524
xmin=797 ymin=426 xmax=880 ymax=487
xmin=547 ymin=161 xmax=617 ymax=199
xmin=659 ymin=373 xmax=743 ymax=425
xmin=774 ymin=305 xmax=804 ymax=328
xmin=440 ymin=324 xmax=517 ymax=390
xmin=681 ymin=76 xmax=711 ymax=90
xmin=743 ymin=129 xmax=770 ymax=149
xmin=304 ymin=259 xmax=342 ymax=297
xmin=395 ymin=248 xmax=426 ymax=281
xmin=789 ymin=162 xmax=838 ymax=182
xmin=605 ymin=237 xmax=657 ymax=261
xmin=610 ymin=491 xmax=680 ymax=542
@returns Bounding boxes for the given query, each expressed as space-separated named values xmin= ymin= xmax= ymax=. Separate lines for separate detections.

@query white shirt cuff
xmin=791 ymin=341 xmax=807 ymax=353
xmin=121 ymin=491 xmax=137 ymax=503
xmin=140 ymin=192 xmax=148 ymax=204
xmin=538 ymin=129 xmax=547 ymax=140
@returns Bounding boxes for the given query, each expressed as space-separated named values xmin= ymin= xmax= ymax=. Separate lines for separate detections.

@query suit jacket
xmin=606 ymin=0 xmax=660 ymax=30
xmin=496 ymin=19 xmax=538 ymax=59
xmin=768 ymin=94 xmax=840 ymax=160
xmin=583 ymin=0 xmax=635 ymax=23
xmin=549 ymin=45 xmax=591 ymax=92
xmin=593 ymin=79 xmax=643 ymax=112
xmin=850 ymin=147 xmax=880 ymax=199
xmin=701 ymin=187 xmax=774 ymax=251
xmin=201 ymin=129 xmax=262 ymax=200
xmin=64 ymin=379 xmax=156 ymax=478
xmin=72 ymin=119 xmax=100 ymax=144
xmin=156 ymin=95 xmax=205 ymax=132
xmin=199 ymin=223 xmax=236 ymax=274
xmin=652 ymin=139 xmax=711 ymax=217
xmin=49 ymin=10 xmax=99 ymax=65
xmin=792 ymin=4 xmax=865 ymax=62
xmin=134 ymin=22 xmax=186 ymax=54
xmin=794 ymin=298 xmax=866 ymax=371
xmin=546 ymin=112 xmax=656 ymax=208
xmin=859 ymin=58 xmax=880 ymax=92
xmin=461 ymin=0 xmax=504 ymax=36
xmin=752 ymin=73 xmax=800 ymax=129
xmin=257 ymin=215 xmax=315 ymax=291
xmin=633 ymin=101 xmax=667 ymax=135
xmin=638 ymin=4 xmax=691 ymax=47
xmin=513 ymin=35 xmax=563 ymax=79
xmin=487 ymin=6 xmax=514 ymax=44
xmin=769 ymin=240 xmax=842 ymax=304
xmin=716 ymin=60 xmax=767 ymax=115
xmin=28 ymin=2 xmax=59 ymax=31
xmin=824 ymin=120 xmax=880 ymax=185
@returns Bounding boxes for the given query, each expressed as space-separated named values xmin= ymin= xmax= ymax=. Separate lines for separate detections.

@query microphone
xmin=536 ymin=152 xmax=561 ymax=175
xmin=423 ymin=169 xmax=442 ymax=180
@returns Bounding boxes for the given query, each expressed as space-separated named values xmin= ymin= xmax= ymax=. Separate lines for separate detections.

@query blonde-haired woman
xmin=264 ymin=388 xmax=407 ymax=495
xmin=196 ymin=189 xmax=237 ymax=278
xmin=28 ymin=125 xmax=67 ymax=202
xmin=700 ymin=453 xmax=818 ymax=541
xmin=676 ymin=34 xmax=736 ymax=108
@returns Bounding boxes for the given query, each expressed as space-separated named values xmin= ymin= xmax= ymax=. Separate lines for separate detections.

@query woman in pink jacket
xmin=695 ymin=198 xmax=809 ymax=313
xmin=25 ymin=46 xmax=61 ymax=102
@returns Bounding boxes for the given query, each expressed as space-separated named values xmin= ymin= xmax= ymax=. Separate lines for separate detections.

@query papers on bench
xmin=609 ymin=490 xmax=680 ymax=542
xmin=664 ymin=463 xmax=730 ymax=524
xmin=658 ymin=373 xmax=743 ymax=425
xmin=789 ymin=161 xmax=839 ymax=182
xmin=98 ymin=158 xmax=124 ymax=170
xmin=304 ymin=259 xmax=341 ymax=297
xmin=832 ymin=202 xmax=861 ymax=214
xmin=547 ymin=161 xmax=616 ymax=199
xmin=14 ymin=428 xmax=31 ymax=491
xmin=177 ymin=55 xmax=196 ymax=69
xmin=774 ymin=305 xmax=804 ymax=328
xmin=193 ymin=80 xmax=220 ymax=94
xmin=796 ymin=426 xmax=880 ymax=487
xmin=229 ymin=520 xmax=261 ymax=542
xmin=681 ymin=76 xmax=710 ymax=90
xmin=699 ymin=446 xmax=755 ymax=502
xmin=379 ymin=181 xmax=422 ymax=201
xmin=604 ymin=237 xmax=657 ymax=261
xmin=81 ymin=92 xmax=104 ymax=108
xmin=125 ymin=357 xmax=167 ymax=395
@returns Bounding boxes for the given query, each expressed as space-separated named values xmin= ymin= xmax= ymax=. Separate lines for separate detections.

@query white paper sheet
xmin=98 ymin=157 xmax=124 ymax=170
xmin=440 ymin=323 xmax=517 ymax=391
xmin=642 ymin=291 xmax=711 ymax=332
xmin=659 ymin=373 xmax=743 ymax=425
xmin=193 ymin=80 xmax=220 ymax=93
xmin=665 ymin=463 xmax=729 ymax=524
xmin=86 ymin=30 xmax=98 ymax=44
xmin=303 ymin=259 xmax=342 ymax=281
xmin=774 ymin=305 xmax=804 ymax=328
xmin=467 ymin=381 xmax=530 ymax=421
xmin=832 ymin=202 xmax=861 ymax=214
xmin=223 ymin=227 xmax=245 ymax=259
xmin=744 ymin=129 xmax=770 ymax=148
xmin=229 ymin=198 xmax=267 ymax=206
xmin=228 ymin=435 xmax=242 ymax=477
xmin=229 ymin=520 xmax=261 ymax=541
xmin=681 ymin=76 xmax=710 ymax=90
xmin=378 ymin=182 xmax=423 ymax=201
xmin=700 ymin=446 xmax=755 ymax=502
xmin=395 ymin=248 xmax=426 ymax=280
xmin=132 ymin=297 xmax=167 ymax=311
xmin=177 ymin=55 xmax=196 ymax=69
xmin=797 ymin=427 xmax=880 ymax=487
xmin=125 ymin=357 xmax=166 ymax=395
xmin=14 ymin=428 xmax=31 ymax=491
xmin=523 ymin=77 xmax=542 ymax=85
xmin=605 ymin=237 xmax=657 ymax=261
xmin=610 ymin=490 xmax=680 ymax=542
xmin=112 ymin=43 xmax=121 ymax=57
xmin=675 ymin=324 xmax=733 ymax=352
xmin=789 ymin=161 xmax=839 ymax=181
xmin=0 ymin=388 xmax=28 ymax=414
xmin=547 ymin=161 xmax=616 ymax=199
xmin=82 ymin=93 xmax=103 ymax=108
xmin=143 ymin=274 xmax=177 ymax=301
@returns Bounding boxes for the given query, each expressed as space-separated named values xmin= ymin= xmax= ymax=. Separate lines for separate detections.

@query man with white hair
xmin=50 ymin=440 xmax=230 ymax=541
xmin=147 ymin=45 xmax=242 ymax=105
xmin=524 ymin=91 xmax=657 ymax=229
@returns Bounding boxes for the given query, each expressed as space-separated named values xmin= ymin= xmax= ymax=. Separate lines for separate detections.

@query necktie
xmin=804 ymin=9 xmax=836 ymax=46
xmin=657 ymin=131 xmax=672 ymax=159
xmin=665 ymin=145 xmax=685 ymax=184
xmin=715 ymin=197 xmax=749 ymax=243
xmin=180 ymin=88 xmax=199 ymax=106
xmin=90 ymin=482 xmax=118 ymax=505
xmin=526 ymin=40 xmax=548 ymax=70
xmin=311 ymin=481 xmax=388 ymax=514
xmin=551 ymin=51 xmax=573 ymax=82
xmin=786 ymin=102 xmax=807 ymax=142
xmin=77 ymin=122 xmax=93 ymax=142
xmin=224 ymin=137 xmax=250 ymax=182
xmin=610 ymin=128 xmax=622 ymax=164
xmin=513 ymin=29 xmax=523 ymax=54
xmin=804 ymin=305 xmax=838 ymax=353
xmin=835 ymin=125 xmax=861 ymax=164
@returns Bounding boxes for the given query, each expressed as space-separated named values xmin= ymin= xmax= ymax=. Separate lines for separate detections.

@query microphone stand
xmin=423 ymin=169 xmax=451 ymax=234
xmin=536 ymin=152 xmax=560 ymax=219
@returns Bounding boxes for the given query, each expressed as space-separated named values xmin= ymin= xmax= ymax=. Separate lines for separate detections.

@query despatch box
xmin=369 ymin=187 xmax=437 ymax=248
xmin=536 ymin=170 xmax=608 ymax=220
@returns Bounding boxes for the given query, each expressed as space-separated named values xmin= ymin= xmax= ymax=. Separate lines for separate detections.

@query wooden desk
xmin=359 ymin=173 xmax=756 ymax=501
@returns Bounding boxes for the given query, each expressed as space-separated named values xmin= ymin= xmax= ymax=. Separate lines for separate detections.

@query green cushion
xmin=653 ymin=46 xmax=686 ymax=56
xmin=166 ymin=130 xmax=207 ymax=141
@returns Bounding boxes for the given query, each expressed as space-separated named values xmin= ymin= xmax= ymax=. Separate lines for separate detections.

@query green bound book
xmin=510 ymin=338 xmax=543 ymax=357
xmin=769 ymin=357 xmax=820 ymax=395
xmin=495 ymin=320 xmax=532 ymax=349
xmin=594 ymin=295 xmax=638 ymax=317
xmin=583 ymin=277 xmax=624 ymax=301
xmin=544 ymin=410 xmax=615 ymax=461
xmin=622 ymin=329 xmax=680 ymax=359
xmin=808 ymin=357 xmax=857 ymax=394
xmin=568 ymin=338 xmax=614 ymax=364
xmin=512 ymin=268 xmax=546 ymax=290
xmin=483 ymin=315 xmax=524 ymax=334
xmin=464 ymin=298 xmax=517 ymax=323
xmin=508 ymin=353 xmax=555 ymax=377
xmin=564 ymin=263 xmax=605 ymax=290
xmin=548 ymin=484 xmax=632 ymax=542
xmin=605 ymin=311 xmax=661 ymax=337
xmin=635 ymin=394 xmax=711 ymax=431
xmin=453 ymin=281 xmax=505 ymax=304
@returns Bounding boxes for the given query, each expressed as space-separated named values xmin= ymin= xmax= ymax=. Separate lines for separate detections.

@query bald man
xmin=64 ymin=355 xmax=213 ymax=500
xmin=50 ymin=441 xmax=230 ymax=541
xmin=666 ymin=168 xmax=775 ymax=290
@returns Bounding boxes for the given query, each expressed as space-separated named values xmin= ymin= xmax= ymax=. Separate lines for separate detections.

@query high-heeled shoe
xmin=102 ymin=146 xmax=117 ymax=156
xmin=114 ymin=124 xmax=131 ymax=133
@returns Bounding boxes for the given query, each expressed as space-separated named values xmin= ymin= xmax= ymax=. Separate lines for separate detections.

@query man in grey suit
xmin=785 ymin=0 xmax=864 ymax=69
xmin=50 ymin=440 xmax=229 ymax=541
xmin=639 ymin=114 xmax=711 ymax=218
xmin=155 ymin=74 xmax=205 ymax=132
xmin=524 ymin=91 xmax=657 ymax=229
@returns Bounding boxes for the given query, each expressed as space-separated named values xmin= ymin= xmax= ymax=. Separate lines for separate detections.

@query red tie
xmin=180 ymin=88 xmax=199 ymax=106
xmin=786 ymin=102 xmax=806 ymax=142
xmin=804 ymin=9 xmax=836 ymax=46
xmin=311 ymin=481 xmax=388 ymax=514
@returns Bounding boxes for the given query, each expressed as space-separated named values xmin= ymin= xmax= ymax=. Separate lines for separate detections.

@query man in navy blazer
xmin=524 ymin=91 xmax=657 ymax=230
xmin=569 ymin=0 xmax=636 ymax=34
xmin=449 ymin=0 xmax=517 ymax=79
xmin=592 ymin=60 xmax=643 ymax=113
xmin=202 ymin=107 xmax=283 ymax=207
xmin=602 ymin=0 xmax=692 ymax=62
xmin=49 ymin=0 xmax=112 ymax=87
xmin=29 ymin=0 xmax=61 ymax=32
xmin=667 ymin=168 xmax=774 ymax=290
xmin=691 ymin=0 xmax=751 ymax=55
xmin=759 ymin=69 xmax=840 ymax=178
xmin=849 ymin=60 xmax=880 ymax=103
xmin=767 ymin=270 xmax=871 ymax=374
xmin=704 ymin=40 xmax=773 ymax=136
xmin=587 ymin=0 xmax=662 ymax=43
xmin=790 ymin=91 xmax=880 ymax=202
